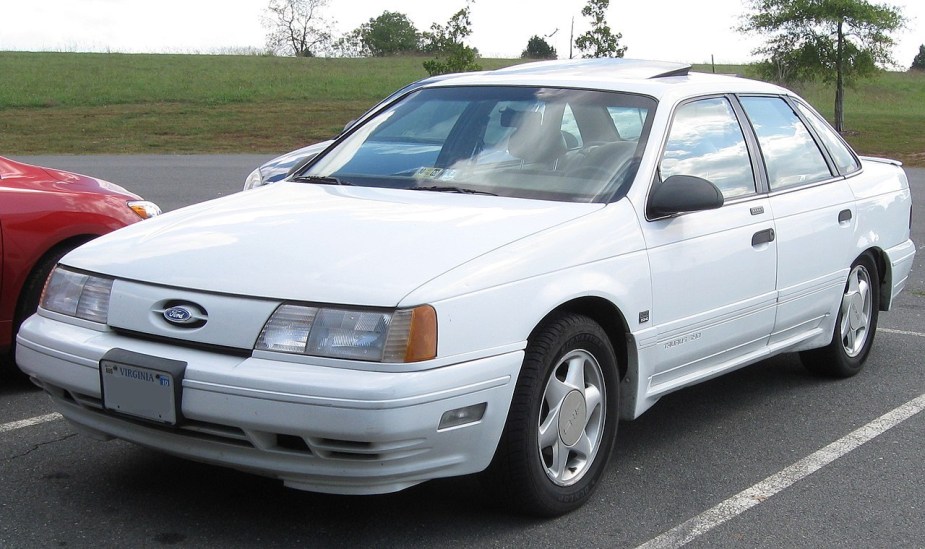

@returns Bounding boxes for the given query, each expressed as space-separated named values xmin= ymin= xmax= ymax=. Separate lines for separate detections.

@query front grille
xmin=110 ymin=327 xmax=252 ymax=357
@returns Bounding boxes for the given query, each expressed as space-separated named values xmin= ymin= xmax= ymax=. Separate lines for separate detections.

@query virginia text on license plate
xmin=101 ymin=361 xmax=178 ymax=424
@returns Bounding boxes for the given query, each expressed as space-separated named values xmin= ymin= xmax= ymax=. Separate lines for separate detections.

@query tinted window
xmin=660 ymin=97 xmax=756 ymax=198
xmin=795 ymin=102 xmax=860 ymax=175
xmin=739 ymin=96 xmax=832 ymax=190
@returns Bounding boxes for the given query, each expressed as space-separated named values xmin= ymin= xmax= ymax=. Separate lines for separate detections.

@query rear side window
xmin=739 ymin=96 xmax=832 ymax=190
xmin=560 ymin=105 xmax=582 ymax=148
xmin=608 ymin=107 xmax=647 ymax=140
xmin=794 ymin=102 xmax=861 ymax=175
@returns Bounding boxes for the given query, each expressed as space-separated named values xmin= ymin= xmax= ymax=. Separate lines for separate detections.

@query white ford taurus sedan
xmin=17 ymin=59 xmax=916 ymax=516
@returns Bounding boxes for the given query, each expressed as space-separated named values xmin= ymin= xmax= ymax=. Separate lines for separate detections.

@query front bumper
xmin=16 ymin=314 xmax=521 ymax=494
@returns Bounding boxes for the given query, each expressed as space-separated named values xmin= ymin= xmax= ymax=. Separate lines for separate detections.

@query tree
xmin=328 ymin=29 xmax=368 ymax=58
xmin=263 ymin=0 xmax=332 ymax=57
xmin=522 ymin=35 xmax=557 ymax=59
xmin=359 ymin=11 xmax=421 ymax=56
xmin=422 ymin=2 xmax=482 ymax=76
xmin=574 ymin=0 xmax=626 ymax=58
xmin=912 ymin=45 xmax=925 ymax=71
xmin=739 ymin=0 xmax=906 ymax=131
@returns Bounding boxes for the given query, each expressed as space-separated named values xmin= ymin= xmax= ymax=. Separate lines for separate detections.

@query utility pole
xmin=569 ymin=16 xmax=574 ymax=59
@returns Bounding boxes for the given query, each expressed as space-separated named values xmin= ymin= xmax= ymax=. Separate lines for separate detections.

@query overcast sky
xmin=1 ymin=0 xmax=922 ymax=67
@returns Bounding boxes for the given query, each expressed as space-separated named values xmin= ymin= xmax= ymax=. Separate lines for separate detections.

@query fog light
xmin=438 ymin=403 xmax=487 ymax=430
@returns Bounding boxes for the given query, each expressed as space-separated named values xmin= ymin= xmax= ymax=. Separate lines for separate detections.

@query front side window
xmin=739 ymin=96 xmax=833 ymax=190
xmin=304 ymin=86 xmax=656 ymax=203
xmin=659 ymin=97 xmax=756 ymax=198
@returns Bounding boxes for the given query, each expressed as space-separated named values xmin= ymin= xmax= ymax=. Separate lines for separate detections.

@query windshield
xmin=303 ymin=86 xmax=656 ymax=203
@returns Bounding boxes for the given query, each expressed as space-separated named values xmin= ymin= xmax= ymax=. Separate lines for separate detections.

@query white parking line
xmin=636 ymin=393 xmax=925 ymax=549
xmin=0 ymin=412 xmax=63 ymax=434
xmin=879 ymin=328 xmax=925 ymax=338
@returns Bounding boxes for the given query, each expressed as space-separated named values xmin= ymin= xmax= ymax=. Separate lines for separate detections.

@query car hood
xmin=63 ymin=182 xmax=603 ymax=307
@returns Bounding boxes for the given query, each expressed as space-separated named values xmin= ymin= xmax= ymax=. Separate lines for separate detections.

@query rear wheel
xmin=800 ymin=255 xmax=880 ymax=377
xmin=486 ymin=313 xmax=619 ymax=516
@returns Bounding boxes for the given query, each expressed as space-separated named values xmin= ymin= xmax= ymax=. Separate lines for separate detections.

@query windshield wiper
xmin=291 ymin=175 xmax=352 ymax=186
xmin=411 ymin=185 xmax=497 ymax=196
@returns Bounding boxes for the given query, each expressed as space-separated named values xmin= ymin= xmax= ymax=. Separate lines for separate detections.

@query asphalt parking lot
xmin=2 ymin=157 xmax=923 ymax=548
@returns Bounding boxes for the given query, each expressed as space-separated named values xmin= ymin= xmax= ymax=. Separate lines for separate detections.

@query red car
xmin=0 ymin=156 xmax=160 ymax=370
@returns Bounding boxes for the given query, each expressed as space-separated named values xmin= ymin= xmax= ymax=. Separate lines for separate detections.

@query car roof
xmin=423 ymin=58 xmax=790 ymax=104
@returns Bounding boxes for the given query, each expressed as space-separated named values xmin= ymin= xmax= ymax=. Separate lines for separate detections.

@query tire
xmin=486 ymin=313 xmax=619 ymax=516
xmin=5 ymin=244 xmax=78 ymax=371
xmin=800 ymin=254 xmax=880 ymax=378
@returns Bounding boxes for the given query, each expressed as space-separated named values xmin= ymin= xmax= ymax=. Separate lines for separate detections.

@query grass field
xmin=764 ymin=70 xmax=925 ymax=166
xmin=0 ymin=52 xmax=922 ymax=165
xmin=0 ymin=53 xmax=517 ymax=155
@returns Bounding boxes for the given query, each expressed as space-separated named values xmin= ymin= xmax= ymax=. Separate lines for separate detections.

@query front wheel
xmin=800 ymin=255 xmax=880 ymax=377
xmin=486 ymin=313 xmax=619 ymax=516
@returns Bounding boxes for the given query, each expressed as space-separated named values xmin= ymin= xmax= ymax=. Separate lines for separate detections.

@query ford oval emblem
xmin=164 ymin=306 xmax=194 ymax=324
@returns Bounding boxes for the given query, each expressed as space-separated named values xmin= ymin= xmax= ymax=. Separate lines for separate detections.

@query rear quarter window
xmin=794 ymin=101 xmax=861 ymax=175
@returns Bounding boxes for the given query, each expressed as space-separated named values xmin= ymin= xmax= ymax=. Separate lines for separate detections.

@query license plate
xmin=100 ymin=350 xmax=186 ymax=425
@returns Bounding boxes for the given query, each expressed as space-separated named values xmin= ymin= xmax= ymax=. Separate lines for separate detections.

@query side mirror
xmin=648 ymin=175 xmax=724 ymax=218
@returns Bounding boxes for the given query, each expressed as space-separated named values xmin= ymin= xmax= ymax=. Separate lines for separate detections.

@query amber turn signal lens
xmin=404 ymin=305 xmax=437 ymax=362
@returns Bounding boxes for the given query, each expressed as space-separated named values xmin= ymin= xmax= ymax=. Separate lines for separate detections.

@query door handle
xmin=752 ymin=228 xmax=775 ymax=246
xmin=838 ymin=209 xmax=853 ymax=224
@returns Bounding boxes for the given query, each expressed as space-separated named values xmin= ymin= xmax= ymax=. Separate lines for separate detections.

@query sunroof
xmin=493 ymin=58 xmax=692 ymax=79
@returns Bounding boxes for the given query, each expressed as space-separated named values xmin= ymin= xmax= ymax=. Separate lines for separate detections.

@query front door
xmin=639 ymin=96 xmax=778 ymax=394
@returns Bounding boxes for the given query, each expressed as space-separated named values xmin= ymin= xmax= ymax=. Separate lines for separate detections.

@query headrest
xmin=507 ymin=111 xmax=566 ymax=163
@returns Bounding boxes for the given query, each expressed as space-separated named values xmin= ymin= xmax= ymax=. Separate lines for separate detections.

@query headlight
xmin=243 ymin=167 xmax=266 ymax=191
xmin=256 ymin=304 xmax=437 ymax=363
xmin=40 ymin=267 xmax=114 ymax=324
xmin=127 ymin=200 xmax=161 ymax=219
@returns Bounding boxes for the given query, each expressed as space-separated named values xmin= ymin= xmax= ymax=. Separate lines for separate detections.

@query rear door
xmin=737 ymin=96 xmax=858 ymax=346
